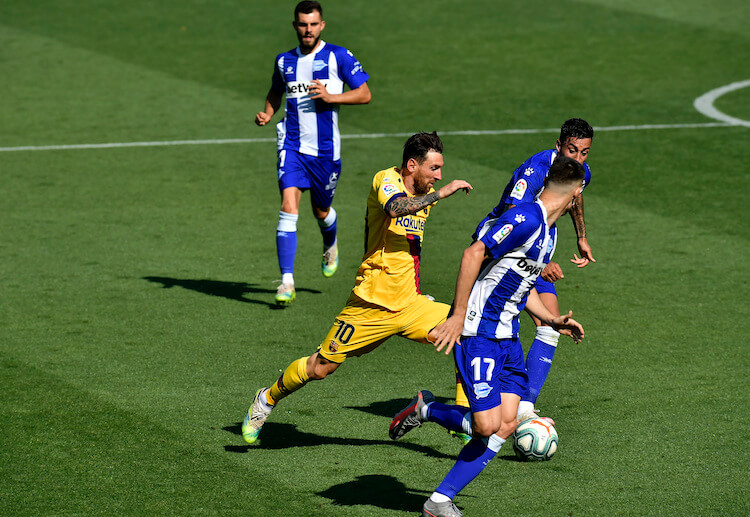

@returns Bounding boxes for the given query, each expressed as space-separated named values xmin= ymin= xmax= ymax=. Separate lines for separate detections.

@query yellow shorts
xmin=317 ymin=293 xmax=450 ymax=363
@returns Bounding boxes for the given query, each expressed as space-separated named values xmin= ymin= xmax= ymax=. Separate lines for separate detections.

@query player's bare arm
xmin=386 ymin=180 xmax=472 ymax=218
xmin=525 ymin=289 xmax=584 ymax=343
xmin=255 ymin=88 xmax=283 ymax=126
xmin=309 ymin=81 xmax=371 ymax=105
xmin=569 ymin=193 xmax=596 ymax=266
xmin=432 ymin=240 xmax=488 ymax=354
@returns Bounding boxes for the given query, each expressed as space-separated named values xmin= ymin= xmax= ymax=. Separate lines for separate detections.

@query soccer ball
xmin=512 ymin=417 xmax=558 ymax=461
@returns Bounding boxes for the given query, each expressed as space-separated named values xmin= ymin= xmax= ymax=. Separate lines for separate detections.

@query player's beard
xmin=299 ymin=33 xmax=320 ymax=53
xmin=413 ymin=177 xmax=433 ymax=195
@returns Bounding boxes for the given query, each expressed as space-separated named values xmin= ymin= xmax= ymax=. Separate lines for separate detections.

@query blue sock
xmin=435 ymin=435 xmax=505 ymax=499
xmin=427 ymin=403 xmax=473 ymax=435
xmin=276 ymin=211 xmax=298 ymax=275
xmin=524 ymin=326 xmax=559 ymax=404
xmin=317 ymin=207 xmax=337 ymax=249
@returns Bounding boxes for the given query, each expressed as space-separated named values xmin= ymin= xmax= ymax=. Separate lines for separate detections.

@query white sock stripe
xmin=487 ymin=434 xmax=505 ymax=452
xmin=277 ymin=211 xmax=298 ymax=232
xmin=461 ymin=413 xmax=473 ymax=436
xmin=318 ymin=206 xmax=337 ymax=228
xmin=536 ymin=325 xmax=560 ymax=347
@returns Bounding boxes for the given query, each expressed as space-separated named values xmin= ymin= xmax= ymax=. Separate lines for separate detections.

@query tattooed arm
xmin=569 ymin=192 xmax=596 ymax=266
xmin=384 ymin=179 xmax=473 ymax=218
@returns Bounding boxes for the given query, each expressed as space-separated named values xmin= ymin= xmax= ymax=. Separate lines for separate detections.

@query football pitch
xmin=1 ymin=1 xmax=748 ymax=515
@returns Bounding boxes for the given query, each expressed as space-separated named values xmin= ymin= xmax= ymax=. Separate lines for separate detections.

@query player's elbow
xmin=357 ymin=84 xmax=371 ymax=104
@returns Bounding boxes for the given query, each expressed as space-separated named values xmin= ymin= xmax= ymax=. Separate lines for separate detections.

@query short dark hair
xmin=559 ymin=118 xmax=593 ymax=143
xmin=402 ymin=131 xmax=443 ymax=166
xmin=295 ymin=1 xmax=322 ymax=17
xmin=547 ymin=155 xmax=586 ymax=187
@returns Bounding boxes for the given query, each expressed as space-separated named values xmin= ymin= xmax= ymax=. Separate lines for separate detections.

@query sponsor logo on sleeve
xmin=514 ymin=214 xmax=526 ymax=223
xmin=510 ymin=179 xmax=528 ymax=200
xmin=523 ymin=167 xmax=534 ymax=176
xmin=492 ymin=224 xmax=514 ymax=243
xmin=474 ymin=382 xmax=493 ymax=399
xmin=382 ymin=183 xmax=397 ymax=196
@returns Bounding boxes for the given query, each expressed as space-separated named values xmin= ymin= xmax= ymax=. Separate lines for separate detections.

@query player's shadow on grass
xmin=143 ymin=276 xmax=321 ymax=309
xmin=344 ymin=395 xmax=455 ymax=419
xmin=316 ymin=474 xmax=431 ymax=513
xmin=223 ymin=422 xmax=453 ymax=459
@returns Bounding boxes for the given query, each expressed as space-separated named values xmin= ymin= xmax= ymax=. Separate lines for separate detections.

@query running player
xmin=255 ymin=1 xmax=371 ymax=305
xmin=453 ymin=118 xmax=595 ymax=421
xmin=241 ymin=132 xmax=472 ymax=444
xmin=390 ymin=156 xmax=586 ymax=517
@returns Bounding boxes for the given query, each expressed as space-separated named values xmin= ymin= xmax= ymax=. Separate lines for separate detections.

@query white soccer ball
xmin=512 ymin=417 xmax=558 ymax=461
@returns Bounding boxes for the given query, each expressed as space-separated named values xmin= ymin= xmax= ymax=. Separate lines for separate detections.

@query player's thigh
xmin=307 ymin=157 xmax=341 ymax=211
xmin=278 ymin=150 xmax=312 ymax=194
xmin=317 ymin=302 xmax=398 ymax=363
xmin=398 ymin=296 xmax=450 ymax=344
xmin=455 ymin=337 xmax=528 ymax=412
xmin=454 ymin=336 xmax=504 ymax=413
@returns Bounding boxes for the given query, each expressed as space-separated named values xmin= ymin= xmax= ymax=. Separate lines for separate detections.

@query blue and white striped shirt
xmin=271 ymin=41 xmax=369 ymax=161
xmin=473 ymin=149 xmax=591 ymax=238
xmin=463 ymin=200 xmax=557 ymax=339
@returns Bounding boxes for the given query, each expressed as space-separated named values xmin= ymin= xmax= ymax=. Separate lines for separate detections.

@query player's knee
xmin=472 ymin=420 xmax=501 ymax=438
xmin=308 ymin=354 xmax=339 ymax=380
xmin=312 ymin=205 xmax=331 ymax=221
xmin=498 ymin=419 xmax=519 ymax=440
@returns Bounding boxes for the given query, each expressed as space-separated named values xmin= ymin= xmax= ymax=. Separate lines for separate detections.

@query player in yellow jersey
xmin=242 ymin=132 xmax=473 ymax=444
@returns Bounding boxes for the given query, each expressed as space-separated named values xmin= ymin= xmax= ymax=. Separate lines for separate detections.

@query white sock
xmin=517 ymin=400 xmax=535 ymax=419
xmin=420 ymin=403 xmax=431 ymax=420
xmin=281 ymin=273 xmax=294 ymax=285
xmin=429 ymin=492 xmax=451 ymax=503
xmin=317 ymin=206 xmax=337 ymax=229
xmin=259 ymin=388 xmax=274 ymax=409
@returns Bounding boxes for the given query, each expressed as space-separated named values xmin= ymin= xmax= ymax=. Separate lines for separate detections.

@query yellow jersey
xmin=351 ymin=167 xmax=435 ymax=311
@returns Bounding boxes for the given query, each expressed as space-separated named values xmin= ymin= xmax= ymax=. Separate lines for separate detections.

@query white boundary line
xmin=694 ymin=80 xmax=750 ymax=128
xmin=0 ymin=122 xmax=738 ymax=153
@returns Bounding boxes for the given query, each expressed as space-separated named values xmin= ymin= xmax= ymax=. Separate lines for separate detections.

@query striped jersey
xmin=271 ymin=40 xmax=369 ymax=161
xmin=463 ymin=200 xmax=557 ymax=339
xmin=474 ymin=149 xmax=591 ymax=236
xmin=352 ymin=167 xmax=435 ymax=311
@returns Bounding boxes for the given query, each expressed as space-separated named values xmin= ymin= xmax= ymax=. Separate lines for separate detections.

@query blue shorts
xmin=277 ymin=149 xmax=342 ymax=209
xmin=454 ymin=335 xmax=528 ymax=412
xmin=535 ymin=275 xmax=557 ymax=296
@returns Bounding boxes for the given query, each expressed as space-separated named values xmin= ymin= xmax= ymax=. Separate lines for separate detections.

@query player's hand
xmin=437 ymin=180 xmax=473 ymax=199
xmin=570 ymin=254 xmax=589 ymax=267
xmin=574 ymin=237 xmax=596 ymax=267
xmin=430 ymin=315 xmax=464 ymax=355
xmin=550 ymin=310 xmax=584 ymax=343
xmin=541 ymin=261 xmax=563 ymax=282
xmin=255 ymin=112 xmax=272 ymax=126
xmin=309 ymin=80 xmax=333 ymax=102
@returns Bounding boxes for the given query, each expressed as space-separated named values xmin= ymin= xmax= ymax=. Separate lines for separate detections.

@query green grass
xmin=1 ymin=1 xmax=749 ymax=515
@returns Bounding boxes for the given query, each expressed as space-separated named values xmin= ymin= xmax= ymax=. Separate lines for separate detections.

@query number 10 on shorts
xmin=333 ymin=320 xmax=355 ymax=344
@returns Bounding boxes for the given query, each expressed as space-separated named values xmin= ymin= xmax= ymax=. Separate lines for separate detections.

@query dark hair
xmin=547 ymin=155 xmax=586 ymax=187
xmin=559 ymin=118 xmax=593 ymax=143
xmin=295 ymin=1 xmax=322 ymax=17
xmin=402 ymin=132 xmax=443 ymax=166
